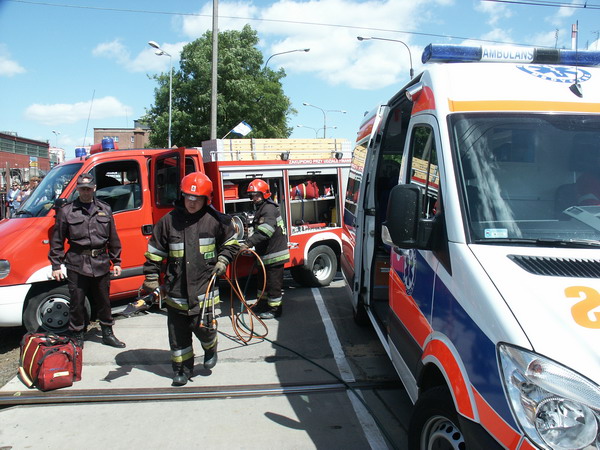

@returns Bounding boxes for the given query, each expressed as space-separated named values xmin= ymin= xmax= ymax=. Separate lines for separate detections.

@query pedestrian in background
xmin=49 ymin=173 xmax=125 ymax=349
xmin=15 ymin=181 xmax=30 ymax=207
xmin=7 ymin=182 xmax=20 ymax=217
xmin=241 ymin=179 xmax=290 ymax=319
xmin=142 ymin=172 xmax=239 ymax=386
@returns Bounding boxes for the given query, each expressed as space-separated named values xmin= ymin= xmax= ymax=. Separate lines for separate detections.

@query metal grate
xmin=509 ymin=255 xmax=600 ymax=278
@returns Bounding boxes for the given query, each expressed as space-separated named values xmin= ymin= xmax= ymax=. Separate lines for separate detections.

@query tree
xmin=144 ymin=25 xmax=295 ymax=148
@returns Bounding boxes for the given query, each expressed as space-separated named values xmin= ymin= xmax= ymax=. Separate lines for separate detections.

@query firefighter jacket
xmin=49 ymin=197 xmax=122 ymax=277
xmin=143 ymin=201 xmax=239 ymax=315
xmin=246 ymin=199 xmax=290 ymax=266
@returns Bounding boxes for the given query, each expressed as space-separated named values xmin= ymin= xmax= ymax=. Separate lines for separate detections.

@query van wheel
xmin=297 ymin=245 xmax=337 ymax=287
xmin=408 ymin=386 xmax=465 ymax=450
xmin=23 ymin=286 xmax=90 ymax=334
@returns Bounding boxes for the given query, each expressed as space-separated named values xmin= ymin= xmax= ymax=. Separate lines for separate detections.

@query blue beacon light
xmin=422 ymin=44 xmax=600 ymax=66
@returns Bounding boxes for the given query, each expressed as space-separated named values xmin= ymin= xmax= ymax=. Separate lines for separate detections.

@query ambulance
xmin=0 ymin=139 xmax=350 ymax=333
xmin=341 ymin=44 xmax=600 ymax=449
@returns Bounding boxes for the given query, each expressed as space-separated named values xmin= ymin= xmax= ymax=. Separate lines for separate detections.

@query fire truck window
xmin=155 ymin=155 xmax=180 ymax=207
xmin=94 ymin=161 xmax=142 ymax=213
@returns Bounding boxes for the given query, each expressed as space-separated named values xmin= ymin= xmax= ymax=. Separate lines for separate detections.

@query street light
xmin=302 ymin=103 xmax=346 ymax=138
xmin=51 ymin=130 xmax=60 ymax=148
xmin=264 ymin=48 xmax=310 ymax=70
xmin=357 ymin=36 xmax=414 ymax=79
xmin=148 ymin=40 xmax=173 ymax=148
xmin=296 ymin=124 xmax=337 ymax=139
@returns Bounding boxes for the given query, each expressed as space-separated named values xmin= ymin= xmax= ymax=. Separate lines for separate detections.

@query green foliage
xmin=143 ymin=25 xmax=295 ymax=148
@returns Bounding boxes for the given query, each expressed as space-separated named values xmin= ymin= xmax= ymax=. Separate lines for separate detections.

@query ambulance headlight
xmin=0 ymin=260 xmax=10 ymax=279
xmin=498 ymin=344 xmax=600 ymax=449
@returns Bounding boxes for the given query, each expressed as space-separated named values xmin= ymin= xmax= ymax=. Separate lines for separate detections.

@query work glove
xmin=238 ymin=244 xmax=251 ymax=255
xmin=141 ymin=274 xmax=160 ymax=294
xmin=212 ymin=261 xmax=227 ymax=277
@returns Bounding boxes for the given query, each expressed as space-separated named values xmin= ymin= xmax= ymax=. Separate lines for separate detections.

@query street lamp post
xmin=296 ymin=124 xmax=337 ymax=139
xmin=148 ymin=41 xmax=173 ymax=148
xmin=51 ymin=130 xmax=60 ymax=148
xmin=264 ymin=48 xmax=310 ymax=70
xmin=357 ymin=36 xmax=414 ymax=79
xmin=302 ymin=103 xmax=346 ymax=138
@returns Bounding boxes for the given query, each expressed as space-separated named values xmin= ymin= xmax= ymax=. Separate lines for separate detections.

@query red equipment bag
xmin=18 ymin=333 xmax=82 ymax=391
xmin=291 ymin=180 xmax=319 ymax=199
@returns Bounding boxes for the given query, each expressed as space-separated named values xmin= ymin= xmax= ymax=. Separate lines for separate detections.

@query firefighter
xmin=142 ymin=172 xmax=239 ymax=386
xmin=240 ymin=179 xmax=290 ymax=319
xmin=49 ymin=173 xmax=125 ymax=348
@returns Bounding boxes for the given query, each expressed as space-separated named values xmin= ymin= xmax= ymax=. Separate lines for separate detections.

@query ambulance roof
xmin=416 ymin=44 xmax=600 ymax=114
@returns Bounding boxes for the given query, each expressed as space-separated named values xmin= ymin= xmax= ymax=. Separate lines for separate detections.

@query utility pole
xmin=210 ymin=0 xmax=218 ymax=140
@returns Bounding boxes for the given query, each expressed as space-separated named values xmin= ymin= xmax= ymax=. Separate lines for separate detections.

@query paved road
xmin=0 ymin=274 xmax=411 ymax=449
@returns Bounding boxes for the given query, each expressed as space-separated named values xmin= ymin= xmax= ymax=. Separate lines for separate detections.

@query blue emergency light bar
xmin=422 ymin=44 xmax=600 ymax=66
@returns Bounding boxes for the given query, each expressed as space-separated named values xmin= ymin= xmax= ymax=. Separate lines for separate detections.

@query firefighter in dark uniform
xmin=49 ymin=172 xmax=125 ymax=348
xmin=241 ymin=179 xmax=290 ymax=319
xmin=142 ymin=172 xmax=239 ymax=386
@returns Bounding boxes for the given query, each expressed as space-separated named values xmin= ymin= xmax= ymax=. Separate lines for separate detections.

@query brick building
xmin=93 ymin=120 xmax=151 ymax=150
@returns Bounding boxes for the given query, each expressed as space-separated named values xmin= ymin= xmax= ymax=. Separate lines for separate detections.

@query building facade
xmin=93 ymin=120 xmax=151 ymax=150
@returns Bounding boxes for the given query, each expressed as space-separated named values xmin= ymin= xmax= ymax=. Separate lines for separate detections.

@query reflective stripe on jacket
xmin=246 ymin=199 xmax=290 ymax=266
xmin=143 ymin=202 xmax=239 ymax=315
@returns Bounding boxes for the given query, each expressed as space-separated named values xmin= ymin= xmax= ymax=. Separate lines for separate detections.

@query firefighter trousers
xmin=167 ymin=307 xmax=217 ymax=375
xmin=67 ymin=270 xmax=114 ymax=332
xmin=257 ymin=263 xmax=284 ymax=307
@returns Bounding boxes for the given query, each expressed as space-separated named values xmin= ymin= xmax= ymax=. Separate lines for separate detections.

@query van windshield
xmin=14 ymin=163 xmax=82 ymax=218
xmin=451 ymin=113 xmax=600 ymax=246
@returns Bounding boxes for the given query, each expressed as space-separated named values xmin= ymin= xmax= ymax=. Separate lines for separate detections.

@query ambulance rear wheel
xmin=408 ymin=386 xmax=465 ymax=450
xmin=23 ymin=285 xmax=90 ymax=334
xmin=300 ymin=245 xmax=337 ymax=287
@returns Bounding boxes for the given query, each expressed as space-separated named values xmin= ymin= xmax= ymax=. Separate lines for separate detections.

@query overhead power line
xmin=483 ymin=0 xmax=600 ymax=9
xmin=9 ymin=0 xmax=538 ymax=47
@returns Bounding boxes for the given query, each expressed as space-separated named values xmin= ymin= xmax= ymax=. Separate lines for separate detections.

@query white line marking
xmin=312 ymin=287 xmax=388 ymax=450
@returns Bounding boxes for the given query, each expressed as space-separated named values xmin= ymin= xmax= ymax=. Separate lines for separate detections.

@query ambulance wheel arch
xmin=23 ymin=283 xmax=90 ymax=333
xmin=290 ymin=237 xmax=340 ymax=287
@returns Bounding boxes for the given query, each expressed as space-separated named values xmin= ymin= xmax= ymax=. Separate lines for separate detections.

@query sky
xmin=1 ymin=0 xmax=600 ymax=159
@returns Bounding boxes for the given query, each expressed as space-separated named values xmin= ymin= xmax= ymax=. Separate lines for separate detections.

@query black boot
xmin=251 ymin=298 xmax=269 ymax=314
xmin=258 ymin=304 xmax=282 ymax=320
xmin=172 ymin=371 xmax=188 ymax=386
xmin=101 ymin=325 xmax=126 ymax=348
xmin=203 ymin=344 xmax=218 ymax=370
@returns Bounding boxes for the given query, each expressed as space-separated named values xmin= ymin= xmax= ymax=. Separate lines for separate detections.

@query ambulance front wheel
xmin=408 ymin=386 xmax=465 ymax=449
xmin=291 ymin=245 xmax=337 ymax=287
xmin=23 ymin=285 xmax=90 ymax=334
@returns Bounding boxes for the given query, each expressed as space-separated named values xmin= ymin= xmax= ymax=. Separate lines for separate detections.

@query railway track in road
xmin=0 ymin=379 xmax=400 ymax=407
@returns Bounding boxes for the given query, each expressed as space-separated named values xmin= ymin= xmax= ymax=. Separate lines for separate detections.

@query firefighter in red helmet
xmin=241 ymin=179 xmax=290 ymax=319
xmin=142 ymin=172 xmax=239 ymax=386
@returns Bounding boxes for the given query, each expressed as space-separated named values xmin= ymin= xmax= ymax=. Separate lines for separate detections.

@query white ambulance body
xmin=342 ymin=45 xmax=600 ymax=449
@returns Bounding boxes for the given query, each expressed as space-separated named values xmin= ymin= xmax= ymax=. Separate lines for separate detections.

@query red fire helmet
xmin=181 ymin=172 xmax=213 ymax=204
xmin=247 ymin=178 xmax=271 ymax=199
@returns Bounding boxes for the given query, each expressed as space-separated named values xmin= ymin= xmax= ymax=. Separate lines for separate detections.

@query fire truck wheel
xmin=298 ymin=245 xmax=337 ymax=287
xmin=23 ymin=285 xmax=90 ymax=334
xmin=408 ymin=386 xmax=465 ymax=449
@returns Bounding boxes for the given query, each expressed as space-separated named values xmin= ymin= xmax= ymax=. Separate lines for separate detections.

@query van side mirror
xmin=382 ymin=184 xmax=434 ymax=250
xmin=53 ymin=198 xmax=68 ymax=210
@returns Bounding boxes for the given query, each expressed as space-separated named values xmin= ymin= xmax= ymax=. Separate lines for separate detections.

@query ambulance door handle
xmin=142 ymin=224 xmax=153 ymax=235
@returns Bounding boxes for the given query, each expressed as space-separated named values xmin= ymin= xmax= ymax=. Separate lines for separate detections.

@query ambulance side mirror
xmin=382 ymin=184 xmax=433 ymax=250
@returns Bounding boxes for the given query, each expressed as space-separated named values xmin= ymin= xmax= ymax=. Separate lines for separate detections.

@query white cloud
xmin=475 ymin=1 xmax=512 ymax=26
xmin=93 ymin=39 xmax=186 ymax=73
xmin=0 ymin=44 xmax=26 ymax=77
xmin=24 ymin=96 xmax=133 ymax=126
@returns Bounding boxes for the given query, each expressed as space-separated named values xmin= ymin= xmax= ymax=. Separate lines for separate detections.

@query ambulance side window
xmin=409 ymin=125 xmax=439 ymax=218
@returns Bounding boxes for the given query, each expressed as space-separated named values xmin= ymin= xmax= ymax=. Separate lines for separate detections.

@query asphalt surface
xmin=0 ymin=274 xmax=411 ymax=449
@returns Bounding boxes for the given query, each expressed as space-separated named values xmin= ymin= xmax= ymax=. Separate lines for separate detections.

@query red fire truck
xmin=0 ymin=139 xmax=350 ymax=333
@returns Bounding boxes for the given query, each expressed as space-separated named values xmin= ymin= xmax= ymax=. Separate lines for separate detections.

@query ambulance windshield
xmin=15 ymin=163 xmax=83 ymax=218
xmin=452 ymin=113 xmax=600 ymax=245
